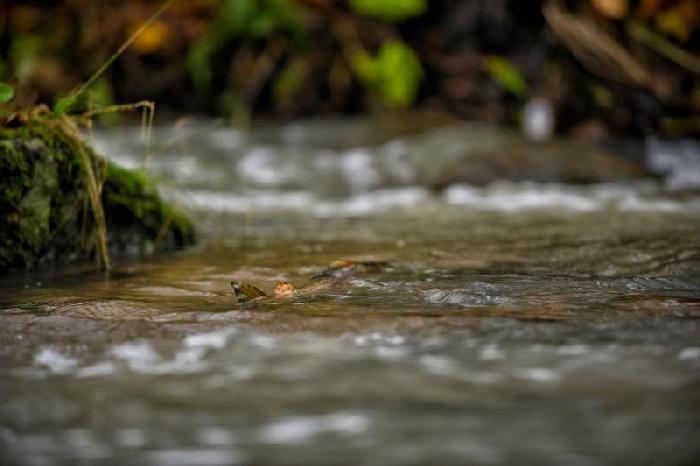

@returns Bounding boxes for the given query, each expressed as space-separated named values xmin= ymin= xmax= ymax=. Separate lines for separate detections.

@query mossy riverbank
xmin=0 ymin=119 xmax=195 ymax=272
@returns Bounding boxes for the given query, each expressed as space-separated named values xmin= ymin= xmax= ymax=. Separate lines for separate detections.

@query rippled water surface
xmin=1 ymin=121 xmax=700 ymax=465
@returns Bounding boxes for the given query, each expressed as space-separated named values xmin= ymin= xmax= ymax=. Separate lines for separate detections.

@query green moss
xmin=102 ymin=162 xmax=196 ymax=252
xmin=0 ymin=120 xmax=195 ymax=272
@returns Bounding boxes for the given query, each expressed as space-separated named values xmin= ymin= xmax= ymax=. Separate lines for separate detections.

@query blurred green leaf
xmin=351 ymin=40 xmax=423 ymax=107
xmin=0 ymin=82 xmax=14 ymax=103
xmin=88 ymin=79 xmax=120 ymax=125
xmin=10 ymin=35 xmax=41 ymax=80
xmin=351 ymin=50 xmax=377 ymax=82
xmin=274 ymin=58 xmax=308 ymax=104
xmin=220 ymin=0 xmax=256 ymax=36
xmin=187 ymin=0 xmax=308 ymax=94
xmin=485 ymin=56 xmax=528 ymax=97
xmin=0 ymin=57 xmax=7 ymax=81
xmin=250 ymin=12 xmax=278 ymax=37
xmin=53 ymin=95 xmax=78 ymax=116
xmin=349 ymin=0 xmax=427 ymax=22
xmin=187 ymin=38 xmax=215 ymax=92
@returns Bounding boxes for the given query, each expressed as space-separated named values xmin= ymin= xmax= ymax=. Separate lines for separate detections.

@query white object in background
xmin=646 ymin=137 xmax=700 ymax=189
xmin=522 ymin=97 xmax=554 ymax=142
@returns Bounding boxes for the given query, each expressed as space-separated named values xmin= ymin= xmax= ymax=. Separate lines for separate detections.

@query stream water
xmin=1 ymin=120 xmax=699 ymax=465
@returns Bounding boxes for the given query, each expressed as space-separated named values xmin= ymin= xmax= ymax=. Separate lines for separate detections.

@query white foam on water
xmin=339 ymin=148 xmax=381 ymax=189
xmin=260 ymin=412 xmax=370 ymax=444
xmin=446 ymin=183 xmax=598 ymax=211
xmin=116 ymin=428 xmax=147 ymax=448
xmin=445 ymin=182 xmax=700 ymax=212
xmin=171 ymin=346 xmax=208 ymax=366
xmin=479 ymin=345 xmax=505 ymax=361
xmin=374 ymin=345 xmax=409 ymax=361
xmin=419 ymin=355 xmax=457 ymax=375
xmin=470 ymin=372 xmax=505 ymax=384
xmin=172 ymin=180 xmax=700 ymax=217
xmin=354 ymin=335 xmax=368 ymax=346
xmin=260 ymin=417 xmax=324 ymax=444
xmin=34 ymin=347 xmax=78 ymax=374
xmin=184 ymin=329 xmax=236 ymax=349
xmin=252 ymin=336 xmax=279 ymax=351
xmin=678 ymin=347 xmax=700 ymax=360
xmin=646 ymin=137 xmax=700 ymax=189
xmin=109 ymin=342 xmax=162 ymax=373
xmin=314 ymin=187 xmax=429 ymax=217
xmin=618 ymin=196 xmax=700 ymax=212
xmin=557 ymin=345 xmax=590 ymax=356
xmin=380 ymin=139 xmax=415 ymax=183
xmin=209 ymin=128 xmax=245 ymax=150
xmin=237 ymin=147 xmax=302 ymax=186
xmin=183 ymin=189 xmax=314 ymax=213
xmin=110 ymin=342 xmax=160 ymax=363
xmin=181 ymin=186 xmax=430 ymax=217
xmin=64 ymin=429 xmax=109 ymax=459
xmin=514 ymin=368 xmax=561 ymax=383
xmin=196 ymin=427 xmax=236 ymax=446
xmin=479 ymin=345 xmax=506 ymax=361
xmin=145 ymin=449 xmax=242 ymax=466
xmin=76 ymin=361 xmax=116 ymax=378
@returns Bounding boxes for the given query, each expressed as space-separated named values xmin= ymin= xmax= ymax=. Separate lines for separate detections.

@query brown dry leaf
xmin=231 ymin=282 xmax=268 ymax=302
xmin=590 ymin=0 xmax=628 ymax=20
xmin=635 ymin=0 xmax=665 ymax=19
xmin=273 ymin=282 xmax=297 ymax=298
xmin=130 ymin=20 xmax=171 ymax=55
xmin=544 ymin=2 xmax=650 ymax=87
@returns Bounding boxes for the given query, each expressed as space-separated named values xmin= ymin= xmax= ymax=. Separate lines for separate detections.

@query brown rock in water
xmin=416 ymin=127 xmax=652 ymax=190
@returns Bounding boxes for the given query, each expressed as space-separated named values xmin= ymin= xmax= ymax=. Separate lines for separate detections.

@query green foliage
xmin=52 ymin=95 xmax=78 ymax=116
xmin=52 ymin=68 xmax=113 ymax=116
xmin=88 ymin=79 xmax=119 ymax=125
xmin=485 ymin=56 xmax=528 ymax=97
xmin=0 ymin=82 xmax=14 ymax=103
xmin=352 ymin=40 xmax=423 ymax=108
xmin=215 ymin=90 xmax=251 ymax=127
xmin=188 ymin=0 xmax=307 ymax=92
xmin=274 ymin=58 xmax=308 ymax=104
xmin=218 ymin=0 xmax=305 ymax=40
xmin=9 ymin=35 xmax=40 ymax=80
xmin=52 ymin=88 xmax=111 ymax=116
xmin=349 ymin=0 xmax=427 ymax=22
xmin=187 ymin=41 xmax=216 ymax=93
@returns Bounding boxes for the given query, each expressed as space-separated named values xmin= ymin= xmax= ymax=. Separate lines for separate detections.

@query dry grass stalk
xmin=46 ymin=115 xmax=111 ymax=270
xmin=543 ymin=1 xmax=650 ymax=87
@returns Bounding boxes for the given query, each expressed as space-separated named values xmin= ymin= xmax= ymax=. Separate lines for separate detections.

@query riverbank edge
xmin=0 ymin=119 xmax=196 ymax=272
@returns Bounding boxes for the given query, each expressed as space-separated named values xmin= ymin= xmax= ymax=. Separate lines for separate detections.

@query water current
xmin=1 ymin=120 xmax=699 ymax=465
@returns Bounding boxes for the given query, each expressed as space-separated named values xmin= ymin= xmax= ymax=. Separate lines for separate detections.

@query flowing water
xmin=1 ymin=120 xmax=700 ymax=465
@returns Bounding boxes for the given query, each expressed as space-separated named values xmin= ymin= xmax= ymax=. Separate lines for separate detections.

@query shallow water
xmin=1 ymin=121 xmax=700 ymax=465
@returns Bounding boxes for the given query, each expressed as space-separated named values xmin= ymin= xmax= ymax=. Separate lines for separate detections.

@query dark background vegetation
xmin=1 ymin=0 xmax=699 ymax=136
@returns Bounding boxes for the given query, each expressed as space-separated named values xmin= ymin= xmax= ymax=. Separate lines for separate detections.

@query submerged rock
xmin=0 ymin=121 xmax=195 ymax=272
xmin=398 ymin=126 xmax=654 ymax=190
xmin=426 ymin=142 xmax=652 ymax=189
